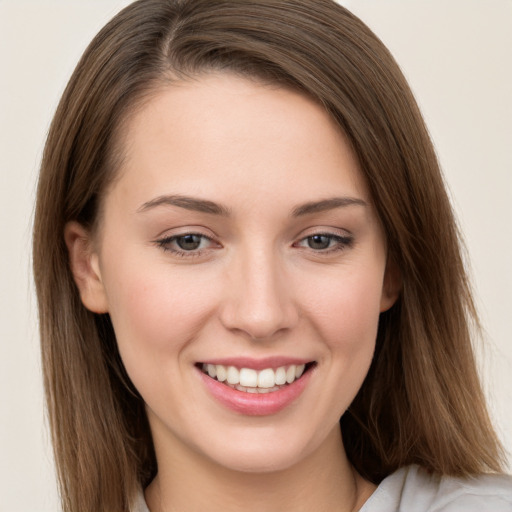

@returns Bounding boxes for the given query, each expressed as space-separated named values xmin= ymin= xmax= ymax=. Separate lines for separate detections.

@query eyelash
xmin=294 ymin=233 xmax=353 ymax=254
xmin=155 ymin=233 xmax=217 ymax=258
xmin=154 ymin=232 xmax=353 ymax=258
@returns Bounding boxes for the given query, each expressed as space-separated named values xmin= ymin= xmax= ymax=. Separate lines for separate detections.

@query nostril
xmin=218 ymin=275 xmax=300 ymax=340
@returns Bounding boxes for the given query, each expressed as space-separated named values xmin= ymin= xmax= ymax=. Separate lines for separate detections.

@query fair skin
xmin=66 ymin=73 xmax=399 ymax=512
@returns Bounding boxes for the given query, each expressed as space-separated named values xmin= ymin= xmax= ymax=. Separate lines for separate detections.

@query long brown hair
xmin=33 ymin=1 xmax=505 ymax=510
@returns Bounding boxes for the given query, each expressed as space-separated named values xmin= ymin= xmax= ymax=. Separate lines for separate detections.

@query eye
xmin=295 ymin=233 xmax=353 ymax=253
xmin=174 ymin=234 xmax=204 ymax=251
xmin=155 ymin=233 xmax=218 ymax=256
xmin=306 ymin=234 xmax=334 ymax=250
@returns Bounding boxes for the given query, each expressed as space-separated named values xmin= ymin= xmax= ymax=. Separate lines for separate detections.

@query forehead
xmin=109 ymin=73 xmax=369 ymax=214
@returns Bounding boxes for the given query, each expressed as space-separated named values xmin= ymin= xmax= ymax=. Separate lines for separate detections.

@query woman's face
xmin=70 ymin=73 xmax=397 ymax=473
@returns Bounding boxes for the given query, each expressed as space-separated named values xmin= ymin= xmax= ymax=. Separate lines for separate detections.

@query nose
xmin=219 ymin=247 xmax=299 ymax=341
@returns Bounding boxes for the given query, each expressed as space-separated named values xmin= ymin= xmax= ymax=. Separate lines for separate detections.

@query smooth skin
xmin=66 ymin=73 xmax=400 ymax=512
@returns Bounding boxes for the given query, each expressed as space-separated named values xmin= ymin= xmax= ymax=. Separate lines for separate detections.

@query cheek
xmin=307 ymin=269 xmax=384 ymax=348
xmin=101 ymin=258 xmax=217 ymax=372
xmin=302 ymin=265 xmax=384 ymax=410
xmin=324 ymin=274 xmax=383 ymax=401
xmin=289 ymin=268 xmax=384 ymax=433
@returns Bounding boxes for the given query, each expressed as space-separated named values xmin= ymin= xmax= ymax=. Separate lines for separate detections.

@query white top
xmin=133 ymin=465 xmax=512 ymax=511
xmin=360 ymin=465 xmax=512 ymax=511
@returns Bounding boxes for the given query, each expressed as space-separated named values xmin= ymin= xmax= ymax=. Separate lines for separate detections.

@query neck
xmin=145 ymin=425 xmax=375 ymax=512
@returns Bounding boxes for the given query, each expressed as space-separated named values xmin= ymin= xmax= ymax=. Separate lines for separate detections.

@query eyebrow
xmin=137 ymin=194 xmax=367 ymax=217
xmin=292 ymin=197 xmax=367 ymax=216
xmin=137 ymin=194 xmax=231 ymax=216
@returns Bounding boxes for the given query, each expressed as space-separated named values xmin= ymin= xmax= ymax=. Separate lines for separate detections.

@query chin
xmin=210 ymin=448 xmax=305 ymax=474
xmin=197 ymin=426 xmax=321 ymax=474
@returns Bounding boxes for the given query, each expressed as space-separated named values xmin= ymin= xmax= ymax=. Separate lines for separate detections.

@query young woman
xmin=33 ymin=1 xmax=511 ymax=511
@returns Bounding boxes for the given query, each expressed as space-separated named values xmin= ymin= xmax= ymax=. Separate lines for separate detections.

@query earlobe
xmin=380 ymin=257 xmax=401 ymax=312
xmin=64 ymin=221 xmax=109 ymax=314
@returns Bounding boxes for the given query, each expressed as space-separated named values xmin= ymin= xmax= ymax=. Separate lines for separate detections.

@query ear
xmin=380 ymin=256 xmax=401 ymax=312
xmin=64 ymin=221 xmax=109 ymax=314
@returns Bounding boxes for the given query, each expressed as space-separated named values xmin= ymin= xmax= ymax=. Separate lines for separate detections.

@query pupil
xmin=177 ymin=234 xmax=202 ymax=250
xmin=308 ymin=235 xmax=331 ymax=250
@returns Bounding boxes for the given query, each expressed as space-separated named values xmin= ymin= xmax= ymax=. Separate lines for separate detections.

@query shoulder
xmin=361 ymin=465 xmax=512 ymax=512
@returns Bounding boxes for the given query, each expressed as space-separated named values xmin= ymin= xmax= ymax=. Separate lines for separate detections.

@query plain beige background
xmin=1 ymin=1 xmax=510 ymax=510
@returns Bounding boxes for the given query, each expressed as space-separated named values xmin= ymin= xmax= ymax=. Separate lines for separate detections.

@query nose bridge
xmin=221 ymin=242 xmax=297 ymax=340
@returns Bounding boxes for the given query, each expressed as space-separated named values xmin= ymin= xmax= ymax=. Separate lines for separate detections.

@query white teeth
xmin=226 ymin=366 xmax=239 ymax=385
xmin=216 ymin=365 xmax=227 ymax=382
xmin=239 ymin=368 xmax=258 ymax=387
xmin=286 ymin=366 xmax=296 ymax=384
xmin=207 ymin=364 xmax=217 ymax=378
xmin=201 ymin=363 xmax=310 ymax=391
xmin=258 ymin=368 xmax=275 ymax=388
xmin=275 ymin=367 xmax=287 ymax=385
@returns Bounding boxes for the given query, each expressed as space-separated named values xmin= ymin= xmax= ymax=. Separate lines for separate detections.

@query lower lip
xmin=197 ymin=367 xmax=313 ymax=416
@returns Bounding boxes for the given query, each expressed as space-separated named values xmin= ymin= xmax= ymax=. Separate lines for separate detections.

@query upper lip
xmin=198 ymin=356 xmax=314 ymax=371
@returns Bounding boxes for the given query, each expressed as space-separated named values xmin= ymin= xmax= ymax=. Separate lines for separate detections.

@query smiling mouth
xmin=198 ymin=362 xmax=316 ymax=394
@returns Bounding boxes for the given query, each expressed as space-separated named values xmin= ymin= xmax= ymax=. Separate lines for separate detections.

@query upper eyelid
xmin=299 ymin=232 xmax=351 ymax=241
xmin=153 ymin=225 xmax=218 ymax=241
xmin=157 ymin=232 xmax=213 ymax=242
xmin=293 ymin=225 xmax=353 ymax=239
